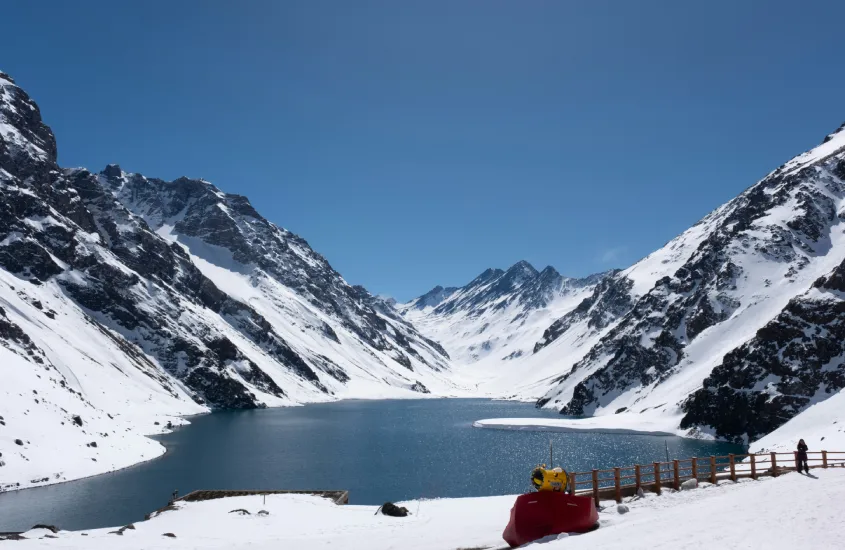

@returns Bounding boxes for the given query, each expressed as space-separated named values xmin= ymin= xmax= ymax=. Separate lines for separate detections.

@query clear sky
xmin=3 ymin=1 xmax=844 ymax=301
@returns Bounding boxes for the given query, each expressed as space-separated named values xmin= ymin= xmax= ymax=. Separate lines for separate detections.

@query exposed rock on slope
xmin=538 ymin=123 xmax=845 ymax=439
xmin=682 ymin=254 xmax=845 ymax=443
xmin=0 ymin=70 xmax=453 ymax=490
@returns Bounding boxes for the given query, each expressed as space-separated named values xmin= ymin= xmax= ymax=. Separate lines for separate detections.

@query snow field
xmin=7 ymin=468 xmax=844 ymax=549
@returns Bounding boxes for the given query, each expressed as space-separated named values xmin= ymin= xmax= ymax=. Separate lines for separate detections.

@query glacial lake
xmin=0 ymin=399 xmax=743 ymax=531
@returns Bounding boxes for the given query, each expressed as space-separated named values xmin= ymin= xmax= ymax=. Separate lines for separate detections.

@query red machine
xmin=502 ymin=491 xmax=599 ymax=547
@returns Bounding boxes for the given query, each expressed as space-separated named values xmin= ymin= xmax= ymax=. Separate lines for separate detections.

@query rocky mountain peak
xmin=503 ymin=260 xmax=538 ymax=281
xmin=822 ymin=121 xmax=845 ymax=144
xmin=102 ymin=163 xmax=123 ymax=179
xmin=0 ymin=71 xmax=58 ymax=175
xmin=467 ymin=267 xmax=505 ymax=288
xmin=411 ymin=285 xmax=460 ymax=310
xmin=539 ymin=265 xmax=561 ymax=278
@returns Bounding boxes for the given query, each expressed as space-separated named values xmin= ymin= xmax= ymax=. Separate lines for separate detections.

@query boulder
xmin=380 ymin=502 xmax=409 ymax=517
xmin=681 ymin=478 xmax=698 ymax=491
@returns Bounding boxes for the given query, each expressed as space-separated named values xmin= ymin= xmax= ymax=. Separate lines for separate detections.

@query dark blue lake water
xmin=0 ymin=399 xmax=743 ymax=531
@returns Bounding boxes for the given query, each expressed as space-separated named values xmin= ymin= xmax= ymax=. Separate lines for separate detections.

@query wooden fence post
xmin=750 ymin=453 xmax=757 ymax=479
xmin=592 ymin=470 xmax=600 ymax=508
xmin=569 ymin=471 xmax=576 ymax=495
xmin=635 ymin=464 xmax=641 ymax=492
xmin=614 ymin=468 xmax=621 ymax=503
xmin=729 ymin=454 xmax=736 ymax=482
xmin=822 ymin=451 xmax=828 ymax=469
xmin=771 ymin=452 xmax=778 ymax=477
xmin=709 ymin=456 xmax=716 ymax=484
xmin=691 ymin=457 xmax=697 ymax=481
xmin=794 ymin=451 xmax=799 ymax=471
xmin=673 ymin=460 xmax=680 ymax=490
xmin=653 ymin=462 xmax=661 ymax=495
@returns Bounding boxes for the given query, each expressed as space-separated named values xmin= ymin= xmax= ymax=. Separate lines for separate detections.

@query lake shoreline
xmin=0 ymin=399 xmax=743 ymax=532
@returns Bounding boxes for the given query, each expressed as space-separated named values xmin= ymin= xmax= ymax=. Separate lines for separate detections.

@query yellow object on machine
xmin=531 ymin=466 xmax=569 ymax=492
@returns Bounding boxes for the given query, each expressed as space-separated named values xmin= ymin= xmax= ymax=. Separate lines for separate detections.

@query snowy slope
xmin=683 ymin=253 xmax=845 ymax=443
xmin=0 ymin=70 xmax=460 ymax=493
xmin=398 ymin=262 xmax=606 ymax=398
xmin=7 ymin=470 xmax=845 ymax=549
xmin=99 ymin=165 xmax=456 ymax=398
xmin=534 ymin=122 xmax=845 ymax=446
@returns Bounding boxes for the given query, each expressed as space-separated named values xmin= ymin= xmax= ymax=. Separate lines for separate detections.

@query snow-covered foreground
xmin=7 ymin=469 xmax=844 ymax=549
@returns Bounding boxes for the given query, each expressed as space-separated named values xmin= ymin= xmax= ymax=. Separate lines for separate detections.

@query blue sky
xmin=3 ymin=1 xmax=844 ymax=301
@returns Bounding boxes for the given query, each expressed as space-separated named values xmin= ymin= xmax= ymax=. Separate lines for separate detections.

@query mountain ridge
xmin=0 ymin=70 xmax=458 ymax=492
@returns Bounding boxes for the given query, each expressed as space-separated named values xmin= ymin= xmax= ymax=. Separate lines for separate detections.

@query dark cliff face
xmin=0 ymin=72 xmax=446 ymax=410
xmin=0 ymin=77 xmax=304 ymax=408
xmin=681 ymin=256 xmax=845 ymax=443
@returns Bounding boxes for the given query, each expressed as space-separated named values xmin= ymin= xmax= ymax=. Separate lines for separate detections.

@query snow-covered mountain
xmin=398 ymin=262 xmax=607 ymax=397
xmin=4 ymin=63 xmax=845 ymax=494
xmin=533 ymin=122 xmax=845 ymax=444
xmin=0 ymin=71 xmax=455 ymax=491
xmin=400 ymin=121 xmax=845 ymax=449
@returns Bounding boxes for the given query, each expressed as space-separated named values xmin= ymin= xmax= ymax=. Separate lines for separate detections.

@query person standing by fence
xmin=797 ymin=439 xmax=809 ymax=474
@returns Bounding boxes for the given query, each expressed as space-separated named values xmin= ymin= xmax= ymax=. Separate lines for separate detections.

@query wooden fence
xmin=568 ymin=451 xmax=845 ymax=507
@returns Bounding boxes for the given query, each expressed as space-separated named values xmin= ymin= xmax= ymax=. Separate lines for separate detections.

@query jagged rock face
xmin=533 ymin=271 xmax=630 ymax=354
xmin=681 ymin=256 xmax=845 ymax=443
xmin=0 ymin=72 xmax=57 ymax=181
xmin=102 ymin=166 xmax=449 ymax=375
xmin=0 ymin=71 xmax=449 ymax=413
xmin=541 ymin=125 xmax=845 ymax=419
xmin=409 ymin=285 xmax=460 ymax=311
xmin=399 ymin=261 xmax=606 ymax=367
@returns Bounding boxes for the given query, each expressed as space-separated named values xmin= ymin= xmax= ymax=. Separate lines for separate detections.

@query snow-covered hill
xmin=0 ymin=70 xmax=457 ymax=491
xmin=398 ymin=262 xmax=608 ymax=398
xmin=533 ymin=121 xmax=845 ymax=445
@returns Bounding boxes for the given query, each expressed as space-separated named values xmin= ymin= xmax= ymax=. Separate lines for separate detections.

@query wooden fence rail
xmin=568 ymin=451 xmax=845 ymax=507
